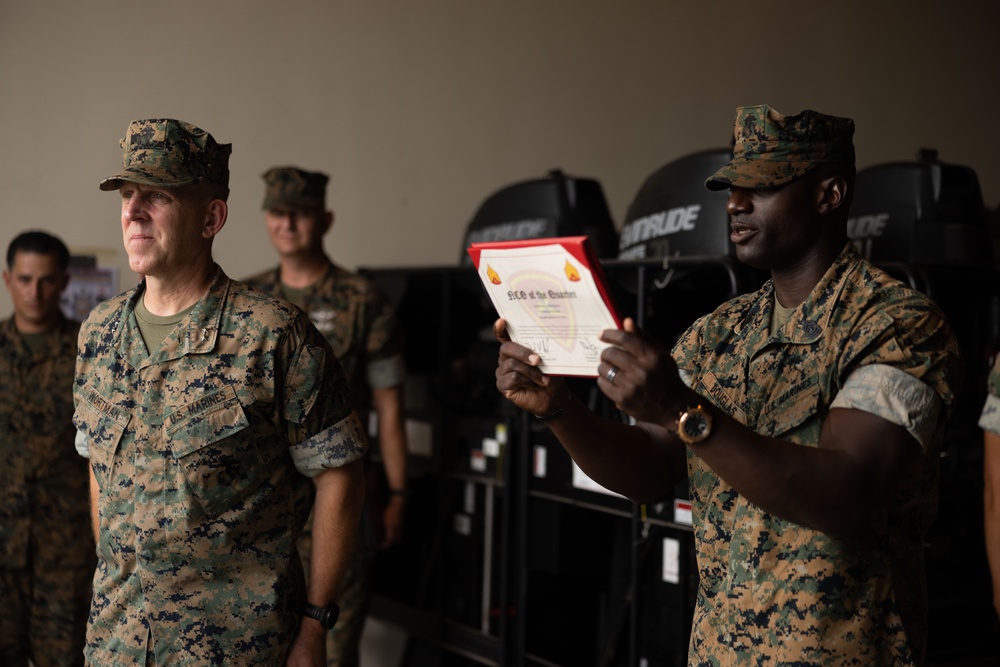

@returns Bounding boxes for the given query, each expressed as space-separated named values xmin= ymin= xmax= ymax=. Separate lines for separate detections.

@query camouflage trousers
xmin=0 ymin=562 xmax=92 ymax=667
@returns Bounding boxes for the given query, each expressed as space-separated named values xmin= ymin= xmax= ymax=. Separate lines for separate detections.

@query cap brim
xmin=98 ymin=165 xmax=201 ymax=191
xmin=262 ymin=197 xmax=323 ymax=211
xmin=705 ymin=159 xmax=819 ymax=191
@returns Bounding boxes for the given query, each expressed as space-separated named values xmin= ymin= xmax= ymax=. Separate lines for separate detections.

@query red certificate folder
xmin=467 ymin=236 xmax=622 ymax=376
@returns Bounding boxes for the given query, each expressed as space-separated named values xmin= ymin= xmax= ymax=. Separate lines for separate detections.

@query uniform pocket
xmin=76 ymin=385 xmax=130 ymax=491
xmin=757 ymin=380 xmax=822 ymax=443
xmin=166 ymin=385 xmax=266 ymax=518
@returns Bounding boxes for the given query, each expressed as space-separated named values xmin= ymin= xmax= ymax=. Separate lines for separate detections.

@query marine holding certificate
xmin=490 ymin=105 xmax=963 ymax=665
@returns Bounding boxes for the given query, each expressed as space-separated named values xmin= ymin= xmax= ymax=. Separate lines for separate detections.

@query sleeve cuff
xmin=367 ymin=353 xmax=406 ymax=390
xmin=831 ymin=364 xmax=943 ymax=451
xmin=75 ymin=429 xmax=90 ymax=459
xmin=290 ymin=411 xmax=369 ymax=478
xmin=979 ymin=393 xmax=1000 ymax=435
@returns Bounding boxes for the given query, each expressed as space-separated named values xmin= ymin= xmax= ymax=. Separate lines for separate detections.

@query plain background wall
xmin=1 ymin=1 xmax=998 ymax=318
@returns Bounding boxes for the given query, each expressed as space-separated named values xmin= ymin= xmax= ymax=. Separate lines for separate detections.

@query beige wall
xmin=2 ymin=1 xmax=998 ymax=317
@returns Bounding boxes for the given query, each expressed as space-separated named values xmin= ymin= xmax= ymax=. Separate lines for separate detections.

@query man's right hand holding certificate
xmin=494 ymin=315 xmax=690 ymax=501
xmin=494 ymin=316 xmax=694 ymax=428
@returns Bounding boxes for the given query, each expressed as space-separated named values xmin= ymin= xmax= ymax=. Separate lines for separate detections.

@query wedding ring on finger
xmin=606 ymin=366 xmax=619 ymax=383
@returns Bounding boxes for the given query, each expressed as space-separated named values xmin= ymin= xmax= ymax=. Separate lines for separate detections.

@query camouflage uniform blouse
xmin=244 ymin=262 xmax=405 ymax=415
xmin=1 ymin=315 xmax=90 ymax=570
xmin=672 ymin=243 xmax=961 ymax=666
xmin=978 ymin=354 xmax=1000 ymax=434
xmin=72 ymin=267 xmax=368 ymax=666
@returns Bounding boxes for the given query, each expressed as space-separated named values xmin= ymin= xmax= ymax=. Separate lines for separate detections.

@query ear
xmin=817 ymin=174 xmax=848 ymax=215
xmin=203 ymin=200 xmax=229 ymax=239
xmin=322 ymin=210 xmax=334 ymax=235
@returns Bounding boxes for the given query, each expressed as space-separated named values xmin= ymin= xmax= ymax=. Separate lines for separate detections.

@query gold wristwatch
xmin=676 ymin=404 xmax=713 ymax=445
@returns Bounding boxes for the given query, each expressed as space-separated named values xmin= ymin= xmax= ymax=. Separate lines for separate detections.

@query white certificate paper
xmin=468 ymin=236 xmax=621 ymax=377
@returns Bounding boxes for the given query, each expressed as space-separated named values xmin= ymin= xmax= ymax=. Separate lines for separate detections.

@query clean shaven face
xmin=3 ymin=251 xmax=69 ymax=333
xmin=119 ymin=182 xmax=214 ymax=278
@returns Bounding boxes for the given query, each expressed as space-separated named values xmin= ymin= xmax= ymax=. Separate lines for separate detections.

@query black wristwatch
xmin=303 ymin=602 xmax=340 ymax=630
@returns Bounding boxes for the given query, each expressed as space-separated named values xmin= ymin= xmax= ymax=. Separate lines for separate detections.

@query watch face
xmin=322 ymin=605 xmax=340 ymax=629
xmin=679 ymin=405 xmax=712 ymax=444
xmin=683 ymin=414 xmax=709 ymax=439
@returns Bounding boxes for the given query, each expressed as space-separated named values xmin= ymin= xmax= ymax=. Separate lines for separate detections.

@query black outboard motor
xmin=612 ymin=148 xmax=765 ymax=342
xmin=617 ymin=148 xmax=733 ymax=260
xmin=848 ymin=148 xmax=992 ymax=269
xmin=460 ymin=169 xmax=619 ymax=266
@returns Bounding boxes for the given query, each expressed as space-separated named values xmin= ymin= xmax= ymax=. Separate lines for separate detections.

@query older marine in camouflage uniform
xmin=493 ymin=105 xmax=963 ymax=666
xmin=1 ymin=231 xmax=94 ymax=667
xmin=74 ymin=119 xmax=367 ymax=666
xmin=246 ymin=167 xmax=407 ymax=667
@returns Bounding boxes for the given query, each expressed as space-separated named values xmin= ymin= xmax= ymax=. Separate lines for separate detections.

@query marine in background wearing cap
xmin=245 ymin=167 xmax=409 ymax=667
xmin=73 ymin=119 xmax=367 ymax=666
xmin=494 ymin=105 xmax=962 ymax=665
xmin=1 ymin=231 xmax=94 ymax=667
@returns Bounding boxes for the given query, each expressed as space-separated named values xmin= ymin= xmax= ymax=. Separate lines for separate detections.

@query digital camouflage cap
xmin=99 ymin=119 xmax=232 ymax=191
xmin=705 ymin=105 xmax=855 ymax=191
xmin=262 ymin=167 xmax=329 ymax=211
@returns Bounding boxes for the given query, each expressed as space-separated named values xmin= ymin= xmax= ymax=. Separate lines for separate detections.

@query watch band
xmin=303 ymin=602 xmax=340 ymax=630
xmin=534 ymin=406 xmax=565 ymax=422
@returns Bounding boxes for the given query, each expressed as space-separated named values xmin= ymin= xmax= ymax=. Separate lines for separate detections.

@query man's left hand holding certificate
xmin=467 ymin=236 xmax=622 ymax=377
